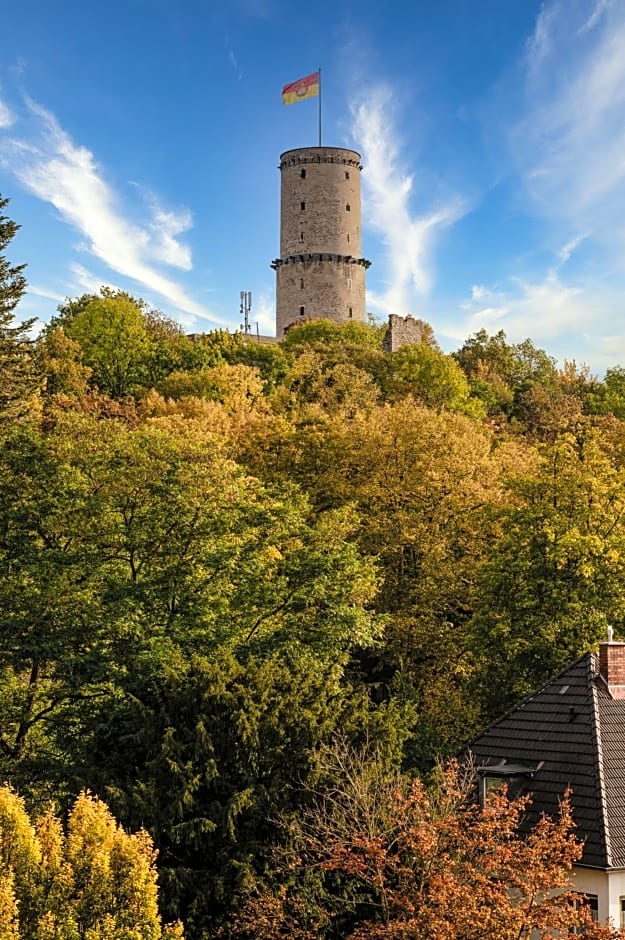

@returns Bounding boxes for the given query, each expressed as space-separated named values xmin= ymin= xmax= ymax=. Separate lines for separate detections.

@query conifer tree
xmin=0 ymin=194 xmax=37 ymax=419
xmin=0 ymin=786 xmax=183 ymax=939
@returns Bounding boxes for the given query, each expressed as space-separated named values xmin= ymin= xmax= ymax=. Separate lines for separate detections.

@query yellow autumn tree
xmin=0 ymin=787 xmax=183 ymax=940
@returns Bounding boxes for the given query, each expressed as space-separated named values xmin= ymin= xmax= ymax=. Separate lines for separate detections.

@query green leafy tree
xmin=279 ymin=320 xmax=388 ymax=398
xmin=453 ymin=329 xmax=558 ymax=424
xmin=281 ymin=319 xmax=384 ymax=355
xmin=141 ymin=308 xmax=198 ymax=387
xmin=237 ymin=398 xmax=518 ymax=761
xmin=234 ymin=340 xmax=290 ymax=392
xmin=184 ymin=331 xmax=291 ymax=392
xmin=0 ymin=411 xmax=380 ymax=794
xmin=386 ymin=343 xmax=483 ymax=415
xmin=588 ymin=366 xmax=625 ymax=420
xmin=470 ymin=429 xmax=625 ymax=716
xmin=63 ymin=293 xmax=153 ymax=398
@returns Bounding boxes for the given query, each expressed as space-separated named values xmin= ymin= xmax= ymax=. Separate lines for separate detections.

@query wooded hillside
xmin=3 ymin=195 xmax=625 ymax=938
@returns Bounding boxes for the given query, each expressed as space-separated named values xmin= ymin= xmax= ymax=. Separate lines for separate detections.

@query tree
xmin=228 ymin=750 xmax=618 ymax=939
xmin=470 ymin=428 xmax=625 ymax=716
xmin=0 ymin=410 xmax=381 ymax=796
xmin=589 ymin=367 xmax=625 ymax=421
xmin=236 ymin=398 xmax=520 ymax=762
xmin=274 ymin=349 xmax=381 ymax=416
xmin=157 ymin=363 xmax=267 ymax=414
xmin=83 ymin=655 xmax=410 ymax=937
xmin=36 ymin=327 xmax=92 ymax=401
xmin=386 ymin=343 xmax=482 ymax=415
xmin=453 ymin=329 xmax=558 ymax=424
xmin=279 ymin=320 xmax=388 ymax=399
xmin=0 ymin=785 xmax=183 ymax=938
xmin=281 ymin=319 xmax=384 ymax=356
xmin=63 ymin=293 xmax=153 ymax=398
xmin=0 ymin=195 xmax=38 ymax=419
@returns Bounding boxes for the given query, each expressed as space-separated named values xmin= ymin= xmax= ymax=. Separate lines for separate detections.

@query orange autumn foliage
xmin=229 ymin=756 xmax=623 ymax=940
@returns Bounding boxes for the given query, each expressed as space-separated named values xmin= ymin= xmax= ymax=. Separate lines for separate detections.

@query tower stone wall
xmin=272 ymin=147 xmax=370 ymax=336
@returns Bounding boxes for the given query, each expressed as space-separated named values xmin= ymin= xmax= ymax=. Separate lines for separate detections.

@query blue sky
xmin=1 ymin=0 xmax=624 ymax=374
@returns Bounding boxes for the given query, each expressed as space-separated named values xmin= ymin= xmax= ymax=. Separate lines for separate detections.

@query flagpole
xmin=318 ymin=67 xmax=322 ymax=146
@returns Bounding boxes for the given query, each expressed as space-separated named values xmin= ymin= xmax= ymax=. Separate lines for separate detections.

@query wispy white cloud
xmin=452 ymin=0 xmax=625 ymax=373
xmin=68 ymin=262 xmax=119 ymax=296
xmin=225 ymin=41 xmax=243 ymax=81
xmin=441 ymin=267 xmax=625 ymax=373
xmin=456 ymin=271 xmax=586 ymax=342
xmin=0 ymin=99 xmax=14 ymax=128
xmin=578 ymin=0 xmax=612 ymax=34
xmin=514 ymin=0 xmax=625 ymax=262
xmin=349 ymin=84 xmax=465 ymax=316
xmin=557 ymin=234 xmax=588 ymax=266
xmin=0 ymin=96 xmax=221 ymax=325
xmin=26 ymin=284 xmax=66 ymax=303
xmin=137 ymin=187 xmax=193 ymax=270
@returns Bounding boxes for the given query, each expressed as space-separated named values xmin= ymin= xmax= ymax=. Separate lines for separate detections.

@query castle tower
xmin=272 ymin=147 xmax=371 ymax=336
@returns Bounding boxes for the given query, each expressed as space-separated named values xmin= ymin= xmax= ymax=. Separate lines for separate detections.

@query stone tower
xmin=272 ymin=147 xmax=371 ymax=336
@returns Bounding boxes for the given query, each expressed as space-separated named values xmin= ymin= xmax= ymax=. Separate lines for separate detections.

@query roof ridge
xmin=588 ymin=652 xmax=612 ymax=868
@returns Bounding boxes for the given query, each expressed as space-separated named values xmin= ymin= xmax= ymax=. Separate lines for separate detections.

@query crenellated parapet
xmin=279 ymin=148 xmax=363 ymax=171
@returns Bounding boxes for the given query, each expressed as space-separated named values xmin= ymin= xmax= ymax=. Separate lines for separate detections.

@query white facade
xmin=573 ymin=866 xmax=625 ymax=930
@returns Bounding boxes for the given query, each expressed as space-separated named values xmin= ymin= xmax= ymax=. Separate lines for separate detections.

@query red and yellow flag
xmin=282 ymin=71 xmax=320 ymax=105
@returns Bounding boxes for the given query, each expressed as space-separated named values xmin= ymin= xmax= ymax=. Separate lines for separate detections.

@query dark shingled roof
xmin=467 ymin=652 xmax=625 ymax=870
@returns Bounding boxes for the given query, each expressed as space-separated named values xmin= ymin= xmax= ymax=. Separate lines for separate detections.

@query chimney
xmin=599 ymin=632 xmax=625 ymax=698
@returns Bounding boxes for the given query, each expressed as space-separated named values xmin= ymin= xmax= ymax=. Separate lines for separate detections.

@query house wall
xmin=572 ymin=866 xmax=625 ymax=930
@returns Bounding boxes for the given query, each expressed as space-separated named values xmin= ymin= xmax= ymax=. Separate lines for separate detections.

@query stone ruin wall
xmin=383 ymin=314 xmax=423 ymax=352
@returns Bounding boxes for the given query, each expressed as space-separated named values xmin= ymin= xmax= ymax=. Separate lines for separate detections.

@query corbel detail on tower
xmin=271 ymin=253 xmax=371 ymax=270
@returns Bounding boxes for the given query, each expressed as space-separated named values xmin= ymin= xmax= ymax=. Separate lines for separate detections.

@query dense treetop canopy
xmin=3 ymin=194 xmax=625 ymax=937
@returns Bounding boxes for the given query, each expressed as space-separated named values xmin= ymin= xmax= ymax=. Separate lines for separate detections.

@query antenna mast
xmin=240 ymin=291 xmax=252 ymax=334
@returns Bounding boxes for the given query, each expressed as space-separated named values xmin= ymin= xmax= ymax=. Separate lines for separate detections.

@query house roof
xmin=466 ymin=650 xmax=625 ymax=870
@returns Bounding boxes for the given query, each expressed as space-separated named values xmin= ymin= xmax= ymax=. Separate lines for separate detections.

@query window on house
xmin=349 ymin=307 xmax=353 ymax=318
xmin=300 ymin=168 xmax=306 ymax=178
xmin=347 ymin=233 xmax=350 ymax=244
xmin=573 ymin=895 xmax=599 ymax=934
xmin=346 ymin=204 xmax=351 ymax=211
xmin=300 ymin=232 xmax=305 ymax=242
xmin=345 ymin=171 xmax=350 ymax=179
xmin=299 ymin=306 xmax=305 ymax=317
xmin=477 ymin=762 xmax=539 ymax=805
xmin=480 ymin=775 xmax=506 ymax=804
xmin=300 ymin=278 xmax=304 ymax=289
xmin=620 ymin=897 xmax=625 ymax=929
xmin=300 ymin=201 xmax=306 ymax=211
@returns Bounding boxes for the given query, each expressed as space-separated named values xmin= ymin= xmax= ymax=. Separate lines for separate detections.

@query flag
xmin=282 ymin=71 xmax=320 ymax=105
